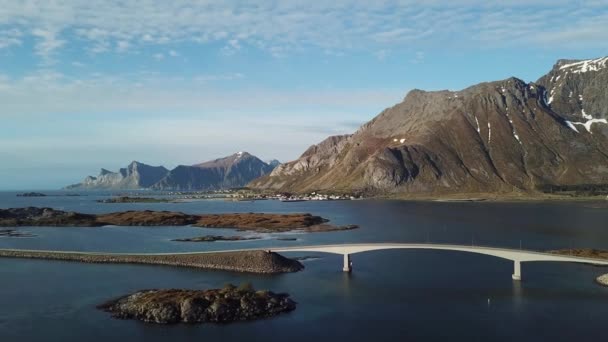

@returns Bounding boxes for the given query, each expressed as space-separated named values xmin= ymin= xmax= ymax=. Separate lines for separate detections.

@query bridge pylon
xmin=512 ymin=260 xmax=521 ymax=281
xmin=343 ymin=254 xmax=352 ymax=272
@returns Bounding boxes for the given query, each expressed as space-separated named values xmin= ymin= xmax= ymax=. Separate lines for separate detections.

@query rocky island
xmin=0 ymin=207 xmax=358 ymax=233
xmin=172 ymin=235 xmax=261 ymax=242
xmin=0 ymin=229 xmax=36 ymax=238
xmin=16 ymin=192 xmax=47 ymax=197
xmin=97 ymin=283 xmax=296 ymax=324
xmin=97 ymin=196 xmax=172 ymax=203
xmin=0 ymin=249 xmax=303 ymax=273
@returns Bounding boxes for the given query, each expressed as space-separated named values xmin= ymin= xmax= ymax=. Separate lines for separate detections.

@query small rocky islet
xmin=16 ymin=192 xmax=47 ymax=197
xmin=172 ymin=235 xmax=261 ymax=242
xmin=0 ymin=207 xmax=358 ymax=233
xmin=97 ymin=283 xmax=296 ymax=324
xmin=97 ymin=196 xmax=172 ymax=203
xmin=0 ymin=229 xmax=36 ymax=238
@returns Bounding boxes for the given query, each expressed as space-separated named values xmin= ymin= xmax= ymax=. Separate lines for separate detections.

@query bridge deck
xmin=271 ymin=243 xmax=608 ymax=265
xmin=3 ymin=243 xmax=607 ymax=265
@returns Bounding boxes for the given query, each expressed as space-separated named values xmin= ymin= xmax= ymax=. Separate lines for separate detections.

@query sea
xmin=1 ymin=191 xmax=608 ymax=342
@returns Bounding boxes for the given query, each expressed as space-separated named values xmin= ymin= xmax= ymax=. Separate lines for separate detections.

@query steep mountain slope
xmin=152 ymin=152 xmax=277 ymax=191
xmin=66 ymin=162 xmax=169 ymax=190
xmin=250 ymin=57 xmax=608 ymax=195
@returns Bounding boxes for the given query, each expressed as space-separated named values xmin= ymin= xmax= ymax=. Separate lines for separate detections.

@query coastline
xmin=375 ymin=192 xmax=608 ymax=203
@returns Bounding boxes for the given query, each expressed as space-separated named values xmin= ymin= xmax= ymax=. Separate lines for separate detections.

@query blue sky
xmin=1 ymin=0 xmax=608 ymax=189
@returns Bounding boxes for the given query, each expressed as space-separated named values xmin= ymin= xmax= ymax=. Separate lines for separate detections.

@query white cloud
xmin=0 ymin=1 xmax=606 ymax=60
xmin=116 ymin=40 xmax=130 ymax=52
xmin=221 ymin=39 xmax=241 ymax=56
xmin=194 ymin=73 xmax=244 ymax=83
xmin=375 ymin=49 xmax=390 ymax=61
xmin=0 ymin=28 xmax=22 ymax=49
xmin=153 ymin=53 xmax=164 ymax=61
xmin=168 ymin=49 xmax=179 ymax=57
xmin=410 ymin=51 xmax=425 ymax=64
xmin=31 ymin=27 xmax=65 ymax=61
xmin=0 ymin=70 xmax=403 ymax=117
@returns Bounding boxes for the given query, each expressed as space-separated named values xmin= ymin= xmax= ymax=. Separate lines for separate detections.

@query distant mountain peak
xmin=153 ymin=152 xmax=276 ymax=191
xmin=66 ymin=162 xmax=169 ymax=190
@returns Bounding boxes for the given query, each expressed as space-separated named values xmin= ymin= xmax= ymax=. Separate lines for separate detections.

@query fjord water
xmin=1 ymin=192 xmax=608 ymax=341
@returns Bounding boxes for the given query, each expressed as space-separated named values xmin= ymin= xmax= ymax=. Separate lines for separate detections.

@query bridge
xmin=270 ymin=243 xmax=608 ymax=280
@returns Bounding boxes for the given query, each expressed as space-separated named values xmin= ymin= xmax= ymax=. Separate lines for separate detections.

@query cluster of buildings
xmin=275 ymin=192 xmax=359 ymax=202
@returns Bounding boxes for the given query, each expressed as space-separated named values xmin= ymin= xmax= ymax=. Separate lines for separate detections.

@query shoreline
xmin=0 ymin=249 xmax=303 ymax=274
xmin=374 ymin=193 xmax=608 ymax=203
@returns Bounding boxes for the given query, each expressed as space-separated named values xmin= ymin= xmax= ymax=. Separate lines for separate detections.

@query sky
xmin=1 ymin=0 xmax=608 ymax=189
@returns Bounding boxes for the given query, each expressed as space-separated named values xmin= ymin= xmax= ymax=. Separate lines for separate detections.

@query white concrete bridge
xmin=270 ymin=243 xmax=608 ymax=280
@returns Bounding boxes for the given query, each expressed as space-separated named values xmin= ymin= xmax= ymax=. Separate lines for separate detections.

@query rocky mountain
xmin=151 ymin=152 xmax=277 ymax=191
xmin=250 ymin=56 xmax=608 ymax=196
xmin=66 ymin=161 xmax=169 ymax=190
xmin=66 ymin=153 xmax=278 ymax=191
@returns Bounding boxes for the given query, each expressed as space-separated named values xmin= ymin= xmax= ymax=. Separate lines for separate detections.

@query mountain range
xmin=250 ymin=56 xmax=608 ymax=196
xmin=66 ymin=152 xmax=278 ymax=191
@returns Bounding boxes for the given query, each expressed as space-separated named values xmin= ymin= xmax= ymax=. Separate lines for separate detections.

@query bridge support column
xmin=343 ymin=254 xmax=352 ymax=272
xmin=512 ymin=261 xmax=521 ymax=281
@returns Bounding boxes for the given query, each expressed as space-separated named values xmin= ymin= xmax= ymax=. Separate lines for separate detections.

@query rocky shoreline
xmin=0 ymin=207 xmax=358 ymax=233
xmin=0 ymin=249 xmax=303 ymax=274
xmin=98 ymin=284 xmax=296 ymax=324
xmin=548 ymin=248 xmax=608 ymax=260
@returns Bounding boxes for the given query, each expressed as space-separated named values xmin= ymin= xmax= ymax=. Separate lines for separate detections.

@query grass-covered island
xmin=0 ymin=207 xmax=358 ymax=232
xmin=97 ymin=283 xmax=296 ymax=324
xmin=0 ymin=249 xmax=303 ymax=273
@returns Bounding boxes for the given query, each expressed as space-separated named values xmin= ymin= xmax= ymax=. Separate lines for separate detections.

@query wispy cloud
xmin=31 ymin=27 xmax=65 ymax=62
xmin=0 ymin=1 xmax=606 ymax=60
xmin=0 ymin=69 xmax=404 ymax=117
xmin=0 ymin=28 xmax=22 ymax=49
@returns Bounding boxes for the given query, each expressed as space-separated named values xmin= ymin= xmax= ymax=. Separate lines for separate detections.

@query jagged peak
xmin=99 ymin=168 xmax=115 ymax=176
xmin=554 ymin=56 xmax=608 ymax=74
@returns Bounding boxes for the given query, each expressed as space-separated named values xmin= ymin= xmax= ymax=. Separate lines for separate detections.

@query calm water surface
xmin=1 ymin=191 xmax=608 ymax=341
